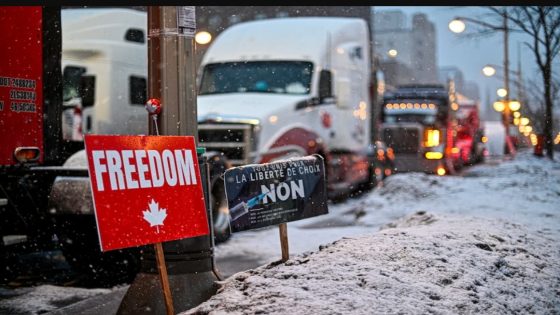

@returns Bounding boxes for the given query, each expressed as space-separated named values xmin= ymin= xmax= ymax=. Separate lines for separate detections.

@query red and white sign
xmin=84 ymin=135 xmax=209 ymax=251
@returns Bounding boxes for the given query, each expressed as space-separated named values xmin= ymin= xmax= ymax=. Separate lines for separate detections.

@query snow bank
xmin=183 ymin=211 xmax=560 ymax=314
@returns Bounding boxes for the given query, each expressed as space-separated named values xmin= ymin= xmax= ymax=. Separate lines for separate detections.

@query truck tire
xmin=55 ymin=215 xmax=142 ymax=288
xmin=206 ymin=154 xmax=231 ymax=243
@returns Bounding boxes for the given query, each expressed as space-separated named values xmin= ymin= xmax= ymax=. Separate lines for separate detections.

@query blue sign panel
xmin=224 ymin=155 xmax=328 ymax=232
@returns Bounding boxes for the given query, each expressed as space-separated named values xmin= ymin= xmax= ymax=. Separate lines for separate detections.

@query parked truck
xmin=380 ymin=83 xmax=461 ymax=175
xmin=2 ymin=8 xmax=394 ymax=286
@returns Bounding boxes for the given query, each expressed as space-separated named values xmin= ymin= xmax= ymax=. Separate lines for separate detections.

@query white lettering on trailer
xmin=91 ymin=149 xmax=197 ymax=191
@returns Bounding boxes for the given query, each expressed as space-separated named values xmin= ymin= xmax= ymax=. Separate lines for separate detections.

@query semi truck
xmin=455 ymin=95 xmax=485 ymax=165
xmin=380 ymin=83 xmax=461 ymax=175
xmin=2 ymin=7 xmax=394 ymax=285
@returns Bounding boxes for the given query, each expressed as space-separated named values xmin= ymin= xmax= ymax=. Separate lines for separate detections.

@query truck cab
xmin=196 ymin=17 xmax=376 ymax=196
xmin=381 ymin=83 xmax=460 ymax=175
xmin=61 ymin=8 xmax=148 ymax=140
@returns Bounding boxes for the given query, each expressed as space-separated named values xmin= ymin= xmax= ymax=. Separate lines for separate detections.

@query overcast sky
xmin=375 ymin=6 xmax=541 ymax=116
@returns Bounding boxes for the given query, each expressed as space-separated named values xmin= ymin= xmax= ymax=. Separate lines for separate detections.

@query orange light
xmin=424 ymin=129 xmax=440 ymax=147
xmin=14 ymin=147 xmax=40 ymax=163
xmin=425 ymin=152 xmax=443 ymax=159
xmin=451 ymin=147 xmax=460 ymax=154
xmin=436 ymin=167 xmax=446 ymax=176
xmin=481 ymin=136 xmax=488 ymax=143
xmin=387 ymin=147 xmax=395 ymax=160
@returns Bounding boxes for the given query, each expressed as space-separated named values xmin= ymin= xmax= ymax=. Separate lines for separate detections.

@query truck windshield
xmin=199 ymin=61 xmax=313 ymax=95
xmin=63 ymin=66 xmax=86 ymax=102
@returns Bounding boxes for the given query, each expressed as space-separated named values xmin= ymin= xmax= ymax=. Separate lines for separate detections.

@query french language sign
xmin=224 ymin=155 xmax=328 ymax=232
xmin=84 ymin=135 xmax=209 ymax=251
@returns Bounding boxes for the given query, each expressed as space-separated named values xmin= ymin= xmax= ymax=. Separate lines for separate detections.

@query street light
xmin=387 ymin=49 xmax=398 ymax=58
xmin=497 ymin=88 xmax=508 ymax=97
xmin=449 ymin=13 xmax=513 ymax=156
xmin=195 ymin=31 xmax=212 ymax=45
xmin=482 ymin=66 xmax=496 ymax=77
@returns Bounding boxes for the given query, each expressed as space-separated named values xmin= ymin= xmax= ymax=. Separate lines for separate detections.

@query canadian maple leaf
xmin=143 ymin=199 xmax=167 ymax=233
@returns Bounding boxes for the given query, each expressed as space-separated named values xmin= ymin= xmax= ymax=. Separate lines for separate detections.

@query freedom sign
xmin=84 ymin=135 xmax=209 ymax=251
xmin=224 ymin=155 xmax=328 ymax=232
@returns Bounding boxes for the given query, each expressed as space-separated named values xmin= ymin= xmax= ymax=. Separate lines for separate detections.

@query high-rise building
xmin=373 ymin=10 xmax=438 ymax=86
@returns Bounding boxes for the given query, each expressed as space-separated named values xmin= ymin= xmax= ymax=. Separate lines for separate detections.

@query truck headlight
xmin=424 ymin=128 xmax=440 ymax=148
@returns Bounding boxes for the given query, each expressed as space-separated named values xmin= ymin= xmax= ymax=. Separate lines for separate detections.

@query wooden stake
xmin=155 ymin=242 xmax=175 ymax=315
xmin=279 ymin=223 xmax=289 ymax=262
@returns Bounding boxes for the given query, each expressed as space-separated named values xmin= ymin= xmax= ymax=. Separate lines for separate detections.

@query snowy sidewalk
xmin=184 ymin=152 xmax=560 ymax=314
xmin=184 ymin=212 xmax=560 ymax=314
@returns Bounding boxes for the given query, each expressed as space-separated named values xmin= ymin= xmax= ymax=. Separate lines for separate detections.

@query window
xmin=199 ymin=61 xmax=313 ymax=96
xmin=63 ymin=66 xmax=87 ymax=102
xmin=125 ymin=29 xmax=145 ymax=43
xmin=130 ymin=76 xmax=147 ymax=105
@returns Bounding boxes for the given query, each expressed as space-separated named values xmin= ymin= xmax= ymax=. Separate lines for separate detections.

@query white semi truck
xmin=48 ymin=9 xmax=394 ymax=284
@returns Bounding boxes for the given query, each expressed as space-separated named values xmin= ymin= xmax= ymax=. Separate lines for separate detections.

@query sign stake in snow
xmin=224 ymin=155 xmax=328 ymax=263
xmin=279 ymin=223 xmax=289 ymax=262
xmin=155 ymin=242 xmax=174 ymax=315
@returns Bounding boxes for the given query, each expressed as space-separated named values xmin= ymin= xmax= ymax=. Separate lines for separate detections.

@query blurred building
xmin=463 ymin=81 xmax=480 ymax=101
xmin=373 ymin=10 xmax=438 ymax=87
xmin=438 ymin=66 xmax=480 ymax=101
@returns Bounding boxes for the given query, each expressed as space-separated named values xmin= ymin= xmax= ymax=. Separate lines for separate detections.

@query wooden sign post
xmin=279 ymin=223 xmax=289 ymax=262
xmin=155 ymin=243 xmax=174 ymax=315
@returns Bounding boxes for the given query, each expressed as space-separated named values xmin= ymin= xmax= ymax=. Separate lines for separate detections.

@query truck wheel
xmin=55 ymin=215 xmax=142 ymax=287
xmin=207 ymin=155 xmax=231 ymax=243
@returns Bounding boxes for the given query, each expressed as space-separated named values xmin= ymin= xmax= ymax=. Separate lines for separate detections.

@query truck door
xmin=0 ymin=6 xmax=45 ymax=165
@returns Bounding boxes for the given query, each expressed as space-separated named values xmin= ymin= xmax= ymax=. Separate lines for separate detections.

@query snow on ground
xmin=214 ymin=150 xmax=560 ymax=273
xmin=0 ymin=285 xmax=113 ymax=314
xmin=184 ymin=151 xmax=560 ymax=314
xmin=2 ymin=150 xmax=558 ymax=314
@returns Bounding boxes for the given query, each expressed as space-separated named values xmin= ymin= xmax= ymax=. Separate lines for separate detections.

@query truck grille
xmin=383 ymin=127 xmax=420 ymax=154
xmin=198 ymin=124 xmax=253 ymax=165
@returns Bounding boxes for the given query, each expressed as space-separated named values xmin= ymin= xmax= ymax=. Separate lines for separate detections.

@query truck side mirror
xmin=80 ymin=75 xmax=95 ymax=107
xmin=319 ymin=70 xmax=332 ymax=101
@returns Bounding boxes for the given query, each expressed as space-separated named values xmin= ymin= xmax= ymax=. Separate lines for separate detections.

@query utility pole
xmin=117 ymin=6 xmax=220 ymax=314
xmin=503 ymin=11 xmax=512 ymax=155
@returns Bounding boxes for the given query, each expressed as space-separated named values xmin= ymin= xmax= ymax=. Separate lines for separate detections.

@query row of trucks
xmin=380 ymin=83 xmax=485 ymax=175
xmin=1 ymin=7 xmax=395 ymax=286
